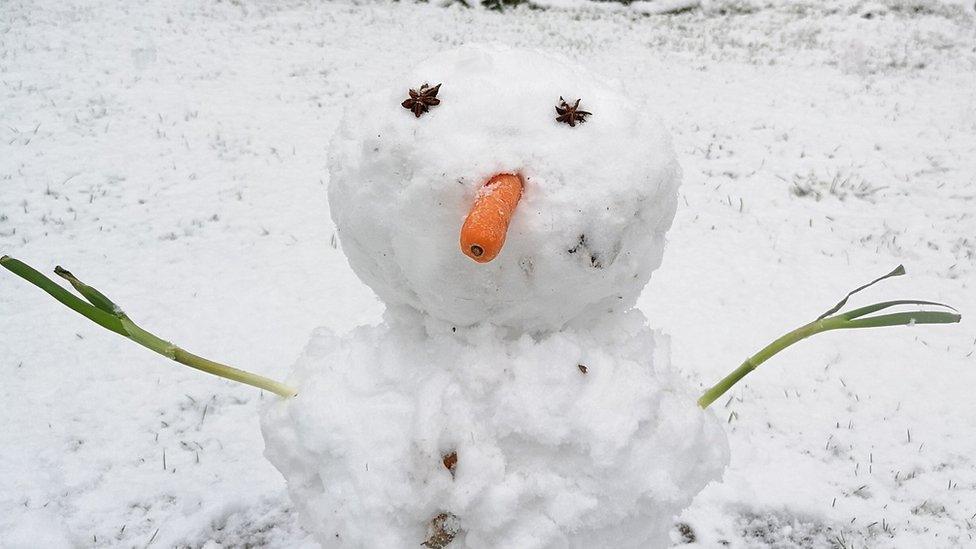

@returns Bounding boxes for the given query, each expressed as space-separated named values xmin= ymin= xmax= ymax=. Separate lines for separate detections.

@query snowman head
xmin=329 ymin=44 xmax=680 ymax=333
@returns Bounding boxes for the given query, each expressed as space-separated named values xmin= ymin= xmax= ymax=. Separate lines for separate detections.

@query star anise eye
xmin=555 ymin=96 xmax=591 ymax=127
xmin=402 ymin=83 xmax=442 ymax=118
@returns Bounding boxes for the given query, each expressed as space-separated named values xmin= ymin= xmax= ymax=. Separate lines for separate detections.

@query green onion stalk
xmin=0 ymin=255 xmax=297 ymax=398
xmin=698 ymin=265 xmax=960 ymax=408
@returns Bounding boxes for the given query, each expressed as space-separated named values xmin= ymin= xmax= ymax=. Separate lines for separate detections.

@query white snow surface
xmin=2 ymin=0 xmax=976 ymax=548
xmin=263 ymin=308 xmax=726 ymax=547
xmin=329 ymin=44 xmax=680 ymax=332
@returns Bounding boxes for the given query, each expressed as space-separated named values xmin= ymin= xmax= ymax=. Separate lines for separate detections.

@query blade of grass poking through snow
xmin=697 ymin=266 xmax=960 ymax=409
xmin=0 ymin=255 xmax=297 ymax=398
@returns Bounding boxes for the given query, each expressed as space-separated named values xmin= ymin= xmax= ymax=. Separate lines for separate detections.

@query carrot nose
xmin=460 ymin=173 xmax=524 ymax=263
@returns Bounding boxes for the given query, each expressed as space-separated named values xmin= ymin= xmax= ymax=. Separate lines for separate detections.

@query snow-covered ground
xmin=1 ymin=0 xmax=974 ymax=547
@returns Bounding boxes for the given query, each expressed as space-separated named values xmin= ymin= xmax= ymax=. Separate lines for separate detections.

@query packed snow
xmin=1 ymin=0 xmax=975 ymax=547
xmin=263 ymin=310 xmax=727 ymax=547
xmin=261 ymin=44 xmax=725 ymax=547
xmin=328 ymin=44 xmax=681 ymax=332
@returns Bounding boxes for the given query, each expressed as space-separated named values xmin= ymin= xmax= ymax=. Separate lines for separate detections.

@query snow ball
xmin=262 ymin=309 xmax=728 ymax=548
xmin=328 ymin=44 xmax=681 ymax=332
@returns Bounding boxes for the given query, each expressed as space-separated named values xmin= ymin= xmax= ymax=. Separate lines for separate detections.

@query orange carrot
xmin=459 ymin=173 xmax=523 ymax=263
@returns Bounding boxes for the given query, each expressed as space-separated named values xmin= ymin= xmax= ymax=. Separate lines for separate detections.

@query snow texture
xmin=328 ymin=44 xmax=681 ymax=333
xmin=264 ymin=44 xmax=726 ymax=547
xmin=2 ymin=0 xmax=975 ymax=547
xmin=263 ymin=310 xmax=727 ymax=548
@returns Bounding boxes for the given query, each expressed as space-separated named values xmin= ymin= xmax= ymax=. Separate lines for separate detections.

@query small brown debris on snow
xmin=442 ymin=451 xmax=457 ymax=479
xmin=422 ymin=512 xmax=460 ymax=549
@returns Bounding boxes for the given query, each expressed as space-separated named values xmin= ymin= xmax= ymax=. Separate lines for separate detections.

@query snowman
xmin=261 ymin=44 xmax=728 ymax=548
xmin=1 ymin=35 xmax=961 ymax=549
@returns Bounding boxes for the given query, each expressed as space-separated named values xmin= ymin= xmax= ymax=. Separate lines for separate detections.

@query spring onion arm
xmin=697 ymin=268 xmax=960 ymax=409
xmin=1 ymin=255 xmax=297 ymax=398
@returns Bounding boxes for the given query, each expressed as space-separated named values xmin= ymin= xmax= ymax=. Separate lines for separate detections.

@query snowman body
xmin=262 ymin=44 xmax=728 ymax=548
